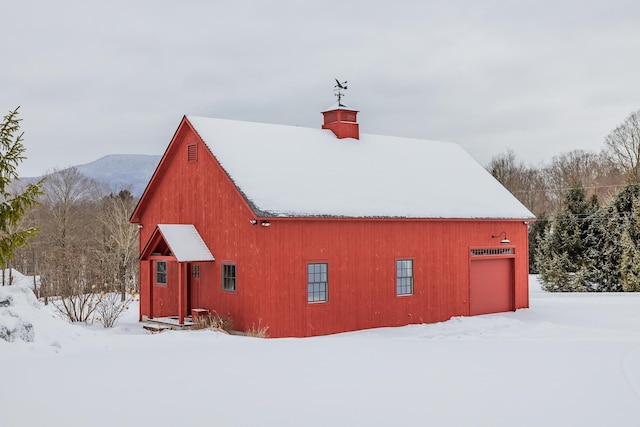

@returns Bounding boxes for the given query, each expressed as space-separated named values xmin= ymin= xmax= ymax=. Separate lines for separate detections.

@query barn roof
xmin=155 ymin=224 xmax=214 ymax=262
xmin=186 ymin=116 xmax=534 ymax=219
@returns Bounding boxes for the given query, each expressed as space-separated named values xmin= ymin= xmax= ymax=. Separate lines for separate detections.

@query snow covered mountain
xmin=73 ymin=154 xmax=161 ymax=195
xmin=24 ymin=154 xmax=161 ymax=196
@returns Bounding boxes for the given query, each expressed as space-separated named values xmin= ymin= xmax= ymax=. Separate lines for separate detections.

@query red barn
xmin=130 ymin=103 xmax=535 ymax=337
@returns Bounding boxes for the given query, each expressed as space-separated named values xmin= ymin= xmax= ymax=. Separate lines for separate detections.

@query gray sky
xmin=3 ymin=0 xmax=640 ymax=177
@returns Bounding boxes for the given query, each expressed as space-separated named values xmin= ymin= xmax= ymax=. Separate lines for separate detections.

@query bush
xmin=52 ymin=285 xmax=102 ymax=323
xmin=191 ymin=311 xmax=233 ymax=333
xmin=246 ymin=319 xmax=269 ymax=338
xmin=95 ymin=291 xmax=136 ymax=328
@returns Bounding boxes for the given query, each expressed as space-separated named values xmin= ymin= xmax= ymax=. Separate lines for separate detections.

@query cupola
xmin=322 ymin=79 xmax=359 ymax=140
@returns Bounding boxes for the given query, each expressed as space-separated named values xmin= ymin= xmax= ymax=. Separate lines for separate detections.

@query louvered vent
xmin=187 ymin=143 xmax=197 ymax=162
xmin=470 ymin=248 xmax=515 ymax=256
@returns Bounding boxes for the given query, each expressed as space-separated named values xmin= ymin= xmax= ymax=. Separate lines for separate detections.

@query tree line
xmin=3 ymin=106 xmax=640 ymax=304
xmin=11 ymin=167 xmax=139 ymax=311
xmin=1 ymin=107 xmax=139 ymax=325
xmin=488 ymin=109 xmax=640 ymax=291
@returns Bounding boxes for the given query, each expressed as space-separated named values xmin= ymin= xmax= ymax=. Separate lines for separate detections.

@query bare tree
xmin=97 ymin=189 xmax=139 ymax=301
xmin=544 ymin=150 xmax=625 ymax=209
xmin=517 ymin=167 xmax=551 ymax=216
xmin=487 ymin=150 xmax=551 ymax=216
xmin=604 ymin=109 xmax=640 ymax=182
xmin=36 ymin=168 xmax=103 ymax=321
xmin=41 ymin=168 xmax=100 ymax=249
xmin=488 ymin=150 xmax=521 ymax=185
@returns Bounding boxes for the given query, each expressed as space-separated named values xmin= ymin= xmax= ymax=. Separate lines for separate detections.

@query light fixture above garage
xmin=491 ymin=231 xmax=511 ymax=244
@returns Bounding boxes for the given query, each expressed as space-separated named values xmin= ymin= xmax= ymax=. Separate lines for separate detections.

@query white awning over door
xmin=157 ymin=224 xmax=215 ymax=262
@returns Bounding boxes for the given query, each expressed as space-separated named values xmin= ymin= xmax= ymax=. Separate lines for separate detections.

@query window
xmin=156 ymin=260 xmax=167 ymax=285
xmin=222 ymin=264 xmax=236 ymax=291
xmin=308 ymin=263 xmax=328 ymax=303
xmin=187 ymin=143 xmax=197 ymax=162
xmin=396 ymin=259 xmax=413 ymax=296
xmin=191 ymin=264 xmax=200 ymax=278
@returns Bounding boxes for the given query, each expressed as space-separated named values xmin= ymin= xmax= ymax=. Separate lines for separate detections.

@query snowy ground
xmin=1 ymin=273 xmax=640 ymax=427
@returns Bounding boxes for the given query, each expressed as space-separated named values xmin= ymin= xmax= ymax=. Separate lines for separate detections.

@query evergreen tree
xmin=536 ymin=241 xmax=571 ymax=291
xmin=617 ymin=185 xmax=640 ymax=291
xmin=537 ymin=183 xmax=597 ymax=291
xmin=586 ymin=182 xmax=640 ymax=291
xmin=528 ymin=215 xmax=548 ymax=274
xmin=0 ymin=107 xmax=44 ymax=275
xmin=620 ymin=228 xmax=640 ymax=291
xmin=586 ymin=204 xmax=623 ymax=291
xmin=612 ymin=182 xmax=640 ymax=214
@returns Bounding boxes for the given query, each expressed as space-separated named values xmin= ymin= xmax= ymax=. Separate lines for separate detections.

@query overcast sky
xmin=3 ymin=0 xmax=640 ymax=177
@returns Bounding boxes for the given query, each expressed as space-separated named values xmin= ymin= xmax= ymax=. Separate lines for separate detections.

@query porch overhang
xmin=141 ymin=224 xmax=215 ymax=262
xmin=141 ymin=224 xmax=214 ymax=327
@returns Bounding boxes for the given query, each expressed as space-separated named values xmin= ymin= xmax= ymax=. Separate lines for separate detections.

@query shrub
xmin=53 ymin=284 xmax=102 ymax=324
xmin=246 ymin=319 xmax=269 ymax=338
xmin=95 ymin=290 xmax=136 ymax=328
xmin=191 ymin=311 xmax=233 ymax=333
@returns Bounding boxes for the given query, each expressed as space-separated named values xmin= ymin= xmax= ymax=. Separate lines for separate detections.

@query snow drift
xmin=1 ymin=275 xmax=640 ymax=427
xmin=0 ymin=270 xmax=88 ymax=351
xmin=0 ymin=285 xmax=36 ymax=342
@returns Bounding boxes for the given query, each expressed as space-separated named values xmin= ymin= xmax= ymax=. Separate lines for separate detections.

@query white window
xmin=156 ymin=260 xmax=167 ymax=285
xmin=307 ymin=263 xmax=328 ymax=302
xmin=396 ymin=259 xmax=413 ymax=296
xmin=222 ymin=264 xmax=236 ymax=291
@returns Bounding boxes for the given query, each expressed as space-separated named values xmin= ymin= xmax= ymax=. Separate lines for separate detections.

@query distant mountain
xmin=74 ymin=154 xmax=161 ymax=195
xmin=24 ymin=154 xmax=162 ymax=196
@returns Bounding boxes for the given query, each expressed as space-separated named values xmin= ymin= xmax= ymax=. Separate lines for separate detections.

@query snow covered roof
xmin=156 ymin=224 xmax=214 ymax=262
xmin=186 ymin=116 xmax=535 ymax=219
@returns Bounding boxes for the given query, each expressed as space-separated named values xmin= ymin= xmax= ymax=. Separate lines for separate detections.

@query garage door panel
xmin=470 ymin=258 xmax=514 ymax=315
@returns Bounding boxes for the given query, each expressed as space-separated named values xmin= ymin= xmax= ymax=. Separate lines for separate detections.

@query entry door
xmin=470 ymin=258 xmax=514 ymax=315
xmin=188 ymin=263 xmax=202 ymax=310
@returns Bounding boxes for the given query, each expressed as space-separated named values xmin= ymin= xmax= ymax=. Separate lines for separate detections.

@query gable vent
xmin=187 ymin=143 xmax=197 ymax=162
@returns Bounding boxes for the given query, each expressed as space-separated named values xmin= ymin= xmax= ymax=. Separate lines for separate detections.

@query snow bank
xmin=0 ymin=270 xmax=43 ymax=342
xmin=1 ymin=274 xmax=640 ymax=427
xmin=0 ymin=286 xmax=35 ymax=342
xmin=0 ymin=270 xmax=88 ymax=351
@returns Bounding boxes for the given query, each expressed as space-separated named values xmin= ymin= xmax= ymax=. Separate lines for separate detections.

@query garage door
xmin=470 ymin=256 xmax=514 ymax=316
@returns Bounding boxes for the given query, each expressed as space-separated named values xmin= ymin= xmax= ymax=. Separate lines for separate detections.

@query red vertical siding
xmin=255 ymin=218 xmax=528 ymax=337
xmin=133 ymin=117 xmax=530 ymax=338
xmin=139 ymin=260 xmax=151 ymax=320
xmin=134 ymin=119 xmax=261 ymax=330
xmin=148 ymin=258 xmax=179 ymax=318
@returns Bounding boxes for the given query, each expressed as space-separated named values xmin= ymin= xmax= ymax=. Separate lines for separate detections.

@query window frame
xmin=396 ymin=259 xmax=414 ymax=296
xmin=156 ymin=260 xmax=167 ymax=285
xmin=222 ymin=263 xmax=236 ymax=292
xmin=307 ymin=262 xmax=328 ymax=303
xmin=191 ymin=264 xmax=200 ymax=278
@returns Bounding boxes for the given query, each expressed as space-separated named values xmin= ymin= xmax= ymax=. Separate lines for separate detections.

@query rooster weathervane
xmin=334 ymin=78 xmax=348 ymax=107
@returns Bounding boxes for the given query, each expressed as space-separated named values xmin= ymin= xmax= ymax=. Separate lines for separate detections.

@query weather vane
xmin=334 ymin=78 xmax=348 ymax=107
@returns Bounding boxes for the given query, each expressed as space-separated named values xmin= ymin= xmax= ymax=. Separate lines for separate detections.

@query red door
xmin=188 ymin=263 xmax=202 ymax=311
xmin=470 ymin=258 xmax=514 ymax=315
